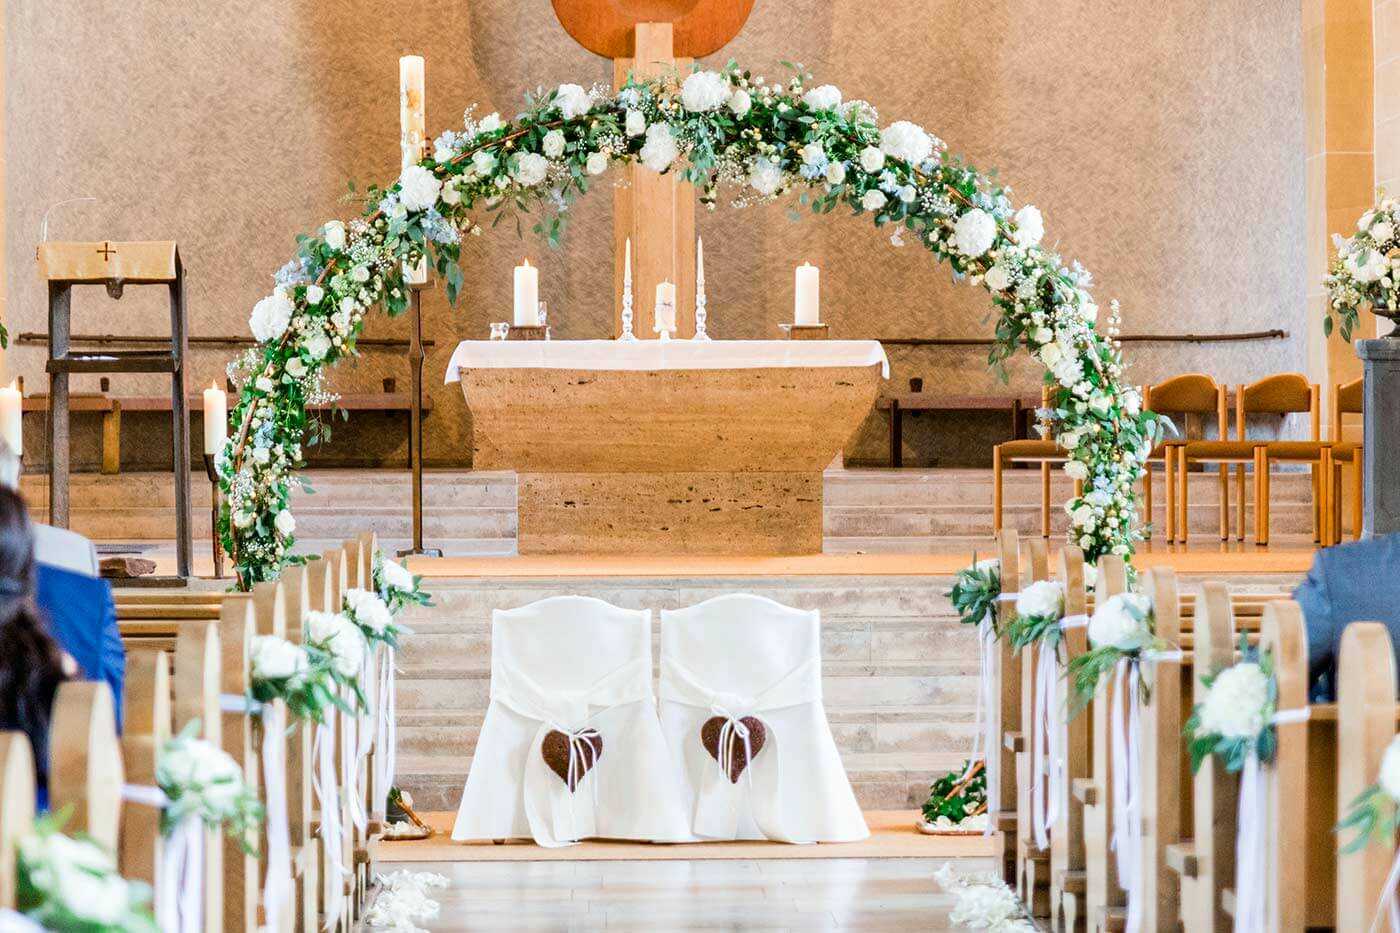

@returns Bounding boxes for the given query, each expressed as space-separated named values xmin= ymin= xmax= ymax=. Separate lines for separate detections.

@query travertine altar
xmin=446 ymin=340 xmax=886 ymax=554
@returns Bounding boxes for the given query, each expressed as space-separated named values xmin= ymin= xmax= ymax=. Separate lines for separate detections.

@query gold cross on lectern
xmin=95 ymin=241 xmax=116 ymax=260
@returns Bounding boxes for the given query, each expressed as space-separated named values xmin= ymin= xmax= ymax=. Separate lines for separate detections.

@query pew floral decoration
xmin=304 ymin=610 xmax=370 ymax=710
xmin=157 ymin=724 xmax=264 ymax=853
xmin=1066 ymin=591 xmax=1163 ymax=713
xmin=249 ymin=633 xmax=353 ymax=723
xmin=1338 ymin=734 xmax=1400 ymax=853
xmin=919 ymin=759 xmax=988 ymax=832
xmin=1325 ymin=193 xmax=1399 ymax=340
xmin=1005 ymin=579 xmax=1067 ymax=652
xmin=16 ymin=814 xmax=157 ymax=932
xmin=374 ymin=553 xmax=431 ymax=616
xmin=219 ymin=62 xmax=1160 ymax=589
xmin=947 ymin=557 xmax=1002 ymax=633
xmin=1183 ymin=637 xmax=1279 ymax=773
xmin=344 ymin=587 xmax=409 ymax=650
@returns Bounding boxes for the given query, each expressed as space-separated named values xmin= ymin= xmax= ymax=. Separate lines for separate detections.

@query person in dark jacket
xmin=36 ymin=562 xmax=123 ymax=726
xmin=1294 ymin=533 xmax=1400 ymax=701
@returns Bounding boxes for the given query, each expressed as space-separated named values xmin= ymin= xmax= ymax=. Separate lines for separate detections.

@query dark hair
xmin=0 ymin=488 xmax=65 ymax=788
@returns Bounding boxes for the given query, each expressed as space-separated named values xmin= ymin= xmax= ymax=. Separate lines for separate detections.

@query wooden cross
xmin=96 ymin=241 xmax=116 ymax=260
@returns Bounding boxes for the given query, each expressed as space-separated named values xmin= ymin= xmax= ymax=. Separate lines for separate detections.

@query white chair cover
xmin=659 ymin=594 xmax=869 ymax=843
xmin=450 ymin=596 xmax=691 ymax=847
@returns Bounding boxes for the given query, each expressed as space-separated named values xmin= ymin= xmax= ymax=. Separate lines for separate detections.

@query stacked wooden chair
xmin=1325 ymin=376 xmax=1364 ymax=544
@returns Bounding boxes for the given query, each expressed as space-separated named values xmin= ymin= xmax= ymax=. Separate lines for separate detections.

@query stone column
xmin=1358 ymin=335 xmax=1400 ymax=536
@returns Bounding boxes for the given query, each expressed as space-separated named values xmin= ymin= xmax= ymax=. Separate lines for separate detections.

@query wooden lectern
xmin=37 ymin=240 xmax=192 ymax=579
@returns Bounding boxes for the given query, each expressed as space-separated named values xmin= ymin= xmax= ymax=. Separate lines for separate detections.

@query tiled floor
xmin=376 ymin=855 xmax=999 ymax=931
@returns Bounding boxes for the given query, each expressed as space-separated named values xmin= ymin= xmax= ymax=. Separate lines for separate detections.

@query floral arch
xmin=222 ymin=62 xmax=1160 ymax=588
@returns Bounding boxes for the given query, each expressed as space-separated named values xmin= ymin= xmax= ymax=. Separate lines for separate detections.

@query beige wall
xmin=6 ymin=0 xmax=1307 ymax=468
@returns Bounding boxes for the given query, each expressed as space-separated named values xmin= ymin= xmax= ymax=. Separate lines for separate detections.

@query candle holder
xmin=619 ymin=273 xmax=637 ymax=342
xmin=779 ymin=323 xmax=831 ymax=340
xmin=202 ymin=453 xmax=225 ymax=579
xmin=693 ymin=278 xmax=711 ymax=341
xmin=538 ymin=300 xmax=552 ymax=341
xmin=507 ymin=325 xmax=548 ymax=341
xmin=653 ymin=298 xmax=677 ymax=341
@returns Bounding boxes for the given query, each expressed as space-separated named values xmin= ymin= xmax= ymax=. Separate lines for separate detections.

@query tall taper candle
xmin=697 ymin=237 xmax=705 ymax=286
xmin=0 ymin=381 xmax=20 ymax=458
xmin=514 ymin=260 xmax=540 ymax=326
xmin=203 ymin=382 xmax=228 ymax=455
xmin=400 ymin=55 xmax=429 ymax=284
xmin=795 ymin=261 xmax=820 ymax=325
xmin=624 ymin=237 xmax=632 ymax=289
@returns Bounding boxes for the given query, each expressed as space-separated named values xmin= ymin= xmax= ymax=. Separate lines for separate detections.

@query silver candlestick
xmin=693 ymin=235 xmax=711 ymax=341
xmin=619 ymin=237 xmax=637 ymax=342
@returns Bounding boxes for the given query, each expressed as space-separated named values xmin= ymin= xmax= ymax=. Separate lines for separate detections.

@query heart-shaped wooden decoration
xmin=541 ymin=728 xmax=604 ymax=793
xmin=700 ymin=716 xmax=766 ymax=783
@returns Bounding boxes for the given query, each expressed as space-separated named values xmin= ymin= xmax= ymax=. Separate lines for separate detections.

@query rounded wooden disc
xmin=551 ymin=0 xmax=756 ymax=59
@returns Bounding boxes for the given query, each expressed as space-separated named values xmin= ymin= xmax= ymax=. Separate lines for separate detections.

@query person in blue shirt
xmin=1294 ymin=533 xmax=1400 ymax=701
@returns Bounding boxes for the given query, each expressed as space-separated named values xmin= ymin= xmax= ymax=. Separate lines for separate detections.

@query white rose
xmin=585 ymin=151 xmax=608 ymax=175
xmin=285 ymin=357 xmax=306 ymax=378
xmin=63 ymin=872 xmax=129 ymax=926
xmin=304 ymin=284 xmax=324 ymax=306
xmin=542 ymin=129 xmax=565 ymax=158
xmin=477 ymin=112 xmax=502 ymax=134
xmin=305 ymin=611 xmax=366 ymax=678
xmin=800 ymin=142 xmax=826 ymax=166
xmin=1080 ymin=300 xmax=1099 ymax=324
xmin=1015 ymin=579 xmax=1064 ymax=620
xmin=1038 ymin=342 xmax=1064 ymax=367
xmin=748 ymin=158 xmax=783 ymax=196
xmin=1088 ymin=592 xmax=1152 ymax=650
xmin=898 ymin=184 xmax=917 ymax=203
xmin=1380 ymin=736 xmax=1400 ymax=801
xmin=513 ymin=152 xmax=549 ymax=187
xmin=953 ymin=208 xmax=997 ymax=258
xmin=802 ymin=84 xmax=842 ymax=111
xmin=1197 ymin=662 xmax=1270 ymax=739
xmin=345 ymin=588 xmax=393 ymax=634
xmin=250 ymin=291 xmax=294 ymax=343
xmin=1349 ymin=249 xmax=1389 ymax=283
xmin=639 ymin=123 xmax=679 ymax=173
xmin=879 ymin=120 xmax=933 ymax=165
xmin=1013 ymin=205 xmax=1044 ymax=247
xmin=397 ymin=164 xmax=442 ymax=212
xmin=1089 ymin=394 xmax=1113 ymax=415
xmin=984 ymin=266 xmax=1011 ymax=291
xmin=1371 ymin=220 xmax=1395 ymax=244
xmin=858 ymin=146 xmax=885 ymax=173
xmin=251 ymin=635 xmax=309 ymax=681
xmin=727 ymin=89 xmax=751 ymax=117
xmin=554 ymin=83 xmax=591 ymax=120
xmin=233 ymin=510 xmax=254 ymax=529
xmin=825 ymin=161 xmax=847 ymax=185
xmin=1358 ymin=210 xmax=1376 ymax=231
xmin=472 ymin=150 xmax=496 ymax=176
xmin=625 ymin=109 xmax=646 ymax=137
xmin=380 ymin=558 xmax=415 ymax=592
xmin=861 ymin=189 xmax=888 ymax=212
xmin=274 ymin=509 xmax=295 ymax=537
xmin=1032 ymin=326 xmax=1053 ymax=344
xmin=680 ymin=70 xmax=730 ymax=112
xmin=1071 ymin=503 xmax=1097 ymax=529
xmin=303 ymin=330 xmax=331 ymax=361
xmin=1123 ymin=389 xmax=1142 ymax=416
xmin=351 ymin=265 xmax=370 ymax=283
xmin=251 ymin=447 xmax=270 ymax=466
xmin=323 ymin=221 xmax=346 ymax=251
xmin=441 ymin=181 xmax=462 ymax=205
xmin=1064 ymin=460 xmax=1089 ymax=481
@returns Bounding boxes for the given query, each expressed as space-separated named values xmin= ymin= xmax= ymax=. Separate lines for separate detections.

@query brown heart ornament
xmin=700 ymin=716 xmax=767 ymax=783
xmin=541 ymin=728 xmax=603 ymax=793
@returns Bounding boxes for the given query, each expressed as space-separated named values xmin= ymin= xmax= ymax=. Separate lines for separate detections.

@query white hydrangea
xmin=953 ymin=208 xmax=997 ymax=258
xmin=1196 ymin=662 xmax=1270 ymax=739
xmin=1380 ymin=736 xmax=1400 ymax=801
xmin=251 ymin=634 xmax=309 ymax=682
xmin=345 ymin=587 xmax=393 ymax=635
xmin=1088 ymin=592 xmax=1152 ymax=651
xmin=476 ymin=112 xmax=502 ymax=134
xmin=680 ymin=70 xmax=731 ymax=112
xmin=250 ymin=290 xmax=294 ymax=343
xmin=381 ymin=558 xmax=415 ymax=592
xmin=554 ymin=83 xmax=591 ymax=120
xmin=802 ymin=84 xmax=842 ymax=110
xmin=879 ymin=120 xmax=933 ymax=165
xmin=305 ymin=610 xmax=366 ymax=679
xmin=542 ymin=129 xmax=565 ymax=158
xmin=1013 ymin=205 xmax=1044 ymax=247
xmin=728 ymin=89 xmax=751 ymax=117
xmin=1064 ymin=460 xmax=1089 ymax=481
xmin=861 ymin=189 xmax=887 ymax=212
xmin=1347 ymin=249 xmax=1388 ymax=283
xmin=984 ymin=265 xmax=1011 ymax=291
xmin=471 ymin=150 xmax=496 ymax=176
xmin=397 ymin=164 xmax=442 ymax=212
xmin=640 ymin=123 xmax=679 ymax=173
xmin=858 ymin=146 xmax=885 ymax=173
xmin=323 ymin=220 xmax=346 ymax=251
xmin=748 ymin=157 xmax=783 ymax=196
xmin=513 ymin=152 xmax=549 ymax=187
xmin=1015 ymin=579 xmax=1064 ymax=620
xmin=304 ymin=284 xmax=324 ymax=306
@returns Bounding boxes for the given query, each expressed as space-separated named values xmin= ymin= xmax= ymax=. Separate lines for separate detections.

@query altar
xmin=446 ymin=339 xmax=887 ymax=555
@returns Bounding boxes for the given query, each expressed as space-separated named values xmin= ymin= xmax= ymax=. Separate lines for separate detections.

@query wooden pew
xmin=1012 ymin=537 xmax=1051 ymax=915
xmin=173 ymin=617 xmax=224 ymax=933
xmin=1137 ymin=567 xmax=1186 ymax=932
xmin=251 ymin=579 xmax=296 ymax=933
xmin=0 ymin=733 xmax=34 ymax=910
xmin=48 ymin=681 xmax=123 ymax=852
xmin=994 ymin=529 xmax=1023 ymax=883
xmin=215 ymin=597 xmax=260 ymax=932
xmin=118 ymin=649 xmax=172 ymax=888
xmin=1049 ymin=545 xmax=1090 ymax=932
xmin=340 ymin=537 xmax=376 ymax=906
xmin=278 ymin=563 xmax=321 ymax=933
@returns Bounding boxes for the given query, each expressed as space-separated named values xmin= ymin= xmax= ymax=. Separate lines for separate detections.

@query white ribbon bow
xmin=660 ymin=655 xmax=822 ymax=843
xmin=260 ymin=702 xmax=293 ymax=931
xmin=967 ymin=606 xmax=1004 ymax=834
xmin=1109 ymin=658 xmax=1145 ymax=933
xmin=372 ymin=646 xmax=398 ymax=822
xmin=1031 ymin=640 xmax=1060 ymax=850
xmin=1234 ymin=707 xmax=1310 ymax=933
xmin=313 ymin=716 xmax=346 ymax=931
xmin=121 ymin=784 xmax=200 ymax=933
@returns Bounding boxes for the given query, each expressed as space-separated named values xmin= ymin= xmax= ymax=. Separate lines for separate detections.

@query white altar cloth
xmin=444 ymin=339 xmax=890 ymax=382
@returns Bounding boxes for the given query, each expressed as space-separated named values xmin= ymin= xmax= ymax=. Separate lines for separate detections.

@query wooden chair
xmin=1326 ymin=377 xmax=1364 ymax=543
xmin=992 ymin=388 xmax=1062 ymax=538
xmin=1048 ymin=546 xmax=1091 ymax=933
xmin=1010 ymin=538 xmax=1050 ymax=916
xmin=0 ymin=733 xmax=35 ymax=911
xmin=1142 ymin=374 xmax=1227 ymax=543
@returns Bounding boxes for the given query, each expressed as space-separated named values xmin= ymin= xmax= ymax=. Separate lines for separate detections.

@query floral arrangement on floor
xmin=920 ymin=759 xmax=988 ymax=832
xmin=1183 ymin=636 xmax=1279 ymax=773
xmin=218 ymin=61 xmax=1160 ymax=589
xmin=1338 ymin=734 xmax=1400 ymax=853
xmin=363 ymin=869 xmax=448 ymax=932
xmin=249 ymin=632 xmax=357 ymax=723
xmin=933 ymin=863 xmax=1033 ymax=931
xmin=1325 ymin=194 xmax=1399 ymax=340
xmin=948 ymin=557 xmax=1002 ymax=632
xmin=375 ymin=555 xmax=431 ymax=616
xmin=1066 ymin=591 xmax=1165 ymax=713
xmin=1005 ymin=579 xmax=1067 ymax=652
xmin=15 ymin=815 xmax=157 ymax=932
xmin=156 ymin=723 xmax=264 ymax=852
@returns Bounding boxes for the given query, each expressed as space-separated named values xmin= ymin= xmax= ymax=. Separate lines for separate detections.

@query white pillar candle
xmin=203 ymin=382 xmax=228 ymax=456
xmin=0 ymin=381 xmax=20 ymax=458
xmin=400 ymin=55 xmax=429 ymax=285
xmin=654 ymin=280 xmax=677 ymax=333
xmin=514 ymin=260 xmax=540 ymax=326
xmin=795 ymin=262 xmax=820 ymax=325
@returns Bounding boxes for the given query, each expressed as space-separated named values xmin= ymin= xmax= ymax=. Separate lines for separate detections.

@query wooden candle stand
xmin=780 ymin=323 xmax=830 ymax=340
xmin=507 ymin=325 xmax=548 ymax=341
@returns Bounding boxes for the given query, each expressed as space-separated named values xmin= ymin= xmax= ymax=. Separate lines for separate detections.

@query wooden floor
xmin=369 ymin=855 xmax=998 ymax=931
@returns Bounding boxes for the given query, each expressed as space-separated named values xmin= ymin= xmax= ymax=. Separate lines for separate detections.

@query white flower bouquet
xmin=1338 ymin=735 xmax=1400 ymax=853
xmin=249 ymin=633 xmax=352 ymax=724
xmin=1005 ymin=579 xmax=1066 ymax=652
xmin=157 ymin=724 xmax=263 ymax=852
xmin=364 ymin=870 xmax=448 ymax=932
xmin=374 ymin=552 xmax=431 ymax=616
xmin=1183 ymin=638 xmax=1278 ymax=773
xmin=343 ymin=587 xmax=410 ymax=650
xmin=946 ymin=557 xmax=1002 ymax=633
xmin=16 ymin=815 xmax=157 ymax=932
xmin=304 ymin=611 xmax=370 ymax=710
xmin=933 ymin=862 xmax=1034 ymax=931
xmin=1325 ymin=194 xmax=1399 ymax=340
xmin=1065 ymin=591 xmax=1166 ymax=714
